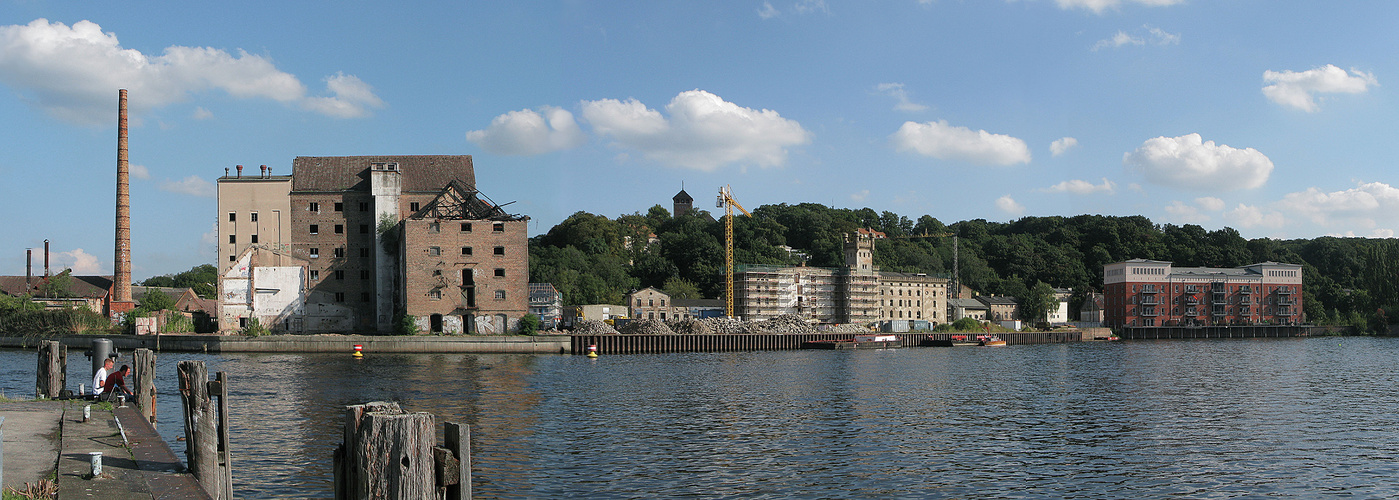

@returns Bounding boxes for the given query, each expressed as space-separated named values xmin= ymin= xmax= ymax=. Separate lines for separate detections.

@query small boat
xmin=921 ymin=335 xmax=979 ymax=347
xmin=978 ymin=335 xmax=1007 ymax=347
xmin=803 ymin=334 xmax=903 ymax=350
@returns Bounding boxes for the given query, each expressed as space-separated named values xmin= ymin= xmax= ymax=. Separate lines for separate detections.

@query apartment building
xmin=1102 ymin=259 xmax=1303 ymax=328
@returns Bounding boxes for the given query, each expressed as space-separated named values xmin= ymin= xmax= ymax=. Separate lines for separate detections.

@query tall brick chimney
xmin=112 ymin=89 xmax=134 ymax=313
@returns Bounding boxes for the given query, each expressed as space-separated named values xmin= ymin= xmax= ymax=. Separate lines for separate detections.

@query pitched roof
xmin=673 ymin=189 xmax=693 ymax=202
xmin=977 ymin=295 xmax=1019 ymax=306
xmin=290 ymin=156 xmax=475 ymax=193
xmin=949 ymin=298 xmax=987 ymax=309
xmin=0 ymin=275 xmax=112 ymax=299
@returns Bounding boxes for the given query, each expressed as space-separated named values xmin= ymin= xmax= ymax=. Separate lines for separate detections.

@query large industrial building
xmin=217 ymin=155 xmax=528 ymax=334
xmin=733 ymin=231 xmax=949 ymax=325
xmin=1102 ymin=259 xmax=1303 ymax=328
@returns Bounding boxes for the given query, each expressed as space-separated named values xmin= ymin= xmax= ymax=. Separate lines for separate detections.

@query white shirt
xmin=93 ymin=366 xmax=109 ymax=395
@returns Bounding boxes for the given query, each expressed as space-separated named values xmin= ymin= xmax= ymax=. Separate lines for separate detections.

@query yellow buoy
xmin=353 ymin=344 xmax=364 ymax=357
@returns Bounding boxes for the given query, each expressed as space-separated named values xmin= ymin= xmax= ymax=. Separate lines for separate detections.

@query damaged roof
xmin=291 ymin=155 xmax=475 ymax=193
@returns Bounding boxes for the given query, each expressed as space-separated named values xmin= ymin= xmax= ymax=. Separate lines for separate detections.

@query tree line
xmin=530 ymin=204 xmax=1399 ymax=331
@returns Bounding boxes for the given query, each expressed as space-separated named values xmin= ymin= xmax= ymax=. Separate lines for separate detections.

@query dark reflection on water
xmin=5 ymin=337 xmax=1399 ymax=498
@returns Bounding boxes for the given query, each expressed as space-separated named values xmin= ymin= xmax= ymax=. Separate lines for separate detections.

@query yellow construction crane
xmin=717 ymin=185 xmax=751 ymax=317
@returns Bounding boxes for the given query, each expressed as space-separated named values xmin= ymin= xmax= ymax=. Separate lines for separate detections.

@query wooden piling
xmin=35 ymin=340 xmax=65 ymax=399
xmin=178 ymin=360 xmax=231 ymax=499
xmin=336 ymin=401 xmax=438 ymax=500
xmin=133 ymin=348 xmax=157 ymax=423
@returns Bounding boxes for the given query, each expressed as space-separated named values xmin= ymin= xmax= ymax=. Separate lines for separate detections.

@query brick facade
xmin=1103 ymin=259 xmax=1303 ymax=328
xmin=402 ymin=218 xmax=528 ymax=334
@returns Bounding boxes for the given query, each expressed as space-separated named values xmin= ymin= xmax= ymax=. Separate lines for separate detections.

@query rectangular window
xmin=310 ymin=248 xmax=319 ymax=258
xmin=309 ymin=202 xmax=320 ymax=212
xmin=334 ymin=202 xmax=344 ymax=212
xmin=229 ymin=235 xmax=236 ymax=244
xmin=493 ymin=222 xmax=504 ymax=232
xmin=334 ymin=292 xmax=345 ymax=302
xmin=430 ymin=289 xmax=442 ymax=300
xmin=361 ymin=270 xmax=370 ymax=279
xmin=460 ymin=223 xmax=472 ymax=232
xmin=335 ymin=270 xmax=344 ymax=280
xmin=359 ymin=202 xmax=369 ymax=212
xmin=410 ymin=202 xmax=420 ymax=212
xmin=429 ymin=246 xmax=441 ymax=256
xmin=361 ymin=292 xmax=371 ymax=302
xmin=360 ymin=224 xmax=369 ymax=234
xmin=494 ymin=268 xmax=505 ymax=277
xmin=494 ymin=246 xmax=505 ymax=256
xmin=334 ymin=247 xmax=344 ymax=258
xmin=461 ymin=247 xmax=472 ymax=256
xmin=250 ymin=212 xmax=258 ymax=222
xmin=359 ymin=247 xmax=369 ymax=258
xmin=251 ymin=235 xmax=259 ymax=243
xmin=228 ymin=212 xmax=236 ymax=222
xmin=334 ymin=224 xmax=344 ymax=234
xmin=310 ymin=224 xmax=319 ymax=235
xmin=495 ymin=290 xmax=506 ymax=300
xmin=230 ymin=255 xmax=237 ymax=262
xmin=310 ymin=270 xmax=320 ymax=280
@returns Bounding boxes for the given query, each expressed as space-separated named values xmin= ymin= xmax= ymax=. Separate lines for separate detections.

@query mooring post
xmin=179 ymin=360 xmax=230 ymax=498
xmin=35 ymin=340 xmax=65 ymax=399
xmin=337 ymin=401 xmax=435 ymax=499
xmin=443 ymin=422 xmax=472 ymax=500
xmin=133 ymin=348 xmax=157 ymax=423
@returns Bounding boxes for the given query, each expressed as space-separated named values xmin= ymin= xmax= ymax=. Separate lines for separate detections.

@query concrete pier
xmin=0 ymin=400 xmax=208 ymax=499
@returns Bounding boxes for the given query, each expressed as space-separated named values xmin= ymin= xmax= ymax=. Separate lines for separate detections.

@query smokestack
xmin=236 ymin=164 xmax=243 ymax=178
xmin=260 ymin=165 xmax=267 ymax=178
xmin=26 ymin=248 xmax=32 ymax=288
xmin=44 ymin=239 xmax=50 ymax=277
xmin=114 ymin=89 xmax=132 ymax=305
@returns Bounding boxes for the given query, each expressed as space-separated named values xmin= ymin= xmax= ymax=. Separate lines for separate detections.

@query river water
xmin=3 ymin=337 xmax=1399 ymax=498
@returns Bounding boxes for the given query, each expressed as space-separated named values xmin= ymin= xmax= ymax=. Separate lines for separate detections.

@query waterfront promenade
xmin=0 ymin=400 xmax=208 ymax=499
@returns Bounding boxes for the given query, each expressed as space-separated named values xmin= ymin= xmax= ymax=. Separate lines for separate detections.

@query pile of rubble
xmin=756 ymin=314 xmax=818 ymax=334
xmin=820 ymin=323 xmax=874 ymax=333
xmin=571 ymin=319 xmax=619 ymax=335
xmin=617 ymin=319 xmax=676 ymax=335
xmin=667 ymin=319 xmax=713 ymax=335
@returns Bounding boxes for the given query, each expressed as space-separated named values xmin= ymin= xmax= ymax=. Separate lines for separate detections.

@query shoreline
xmin=0 ymin=333 xmax=573 ymax=354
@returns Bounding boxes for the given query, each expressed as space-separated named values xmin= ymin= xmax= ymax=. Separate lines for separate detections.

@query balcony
xmin=1278 ymin=309 xmax=1295 ymax=316
xmin=1185 ymin=308 xmax=1198 ymax=317
xmin=1139 ymin=308 xmax=1159 ymax=317
xmin=1185 ymin=297 xmax=1200 ymax=306
xmin=1239 ymin=298 xmax=1252 ymax=305
xmin=1278 ymin=298 xmax=1296 ymax=306
xmin=1141 ymin=285 xmax=1161 ymax=294
xmin=1185 ymin=286 xmax=1200 ymax=293
xmin=1277 ymin=288 xmax=1294 ymax=295
xmin=1212 ymin=308 xmax=1226 ymax=316
xmin=1213 ymin=296 xmax=1228 ymax=305
xmin=1239 ymin=287 xmax=1252 ymax=294
xmin=1139 ymin=297 xmax=1159 ymax=305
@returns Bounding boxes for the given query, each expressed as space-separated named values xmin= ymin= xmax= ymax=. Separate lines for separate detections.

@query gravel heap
xmin=572 ymin=319 xmax=619 ymax=335
xmin=756 ymin=314 xmax=818 ymax=334
xmin=667 ymin=319 xmax=713 ymax=335
xmin=617 ymin=319 xmax=676 ymax=335
xmin=820 ymin=323 xmax=875 ymax=333
xmin=698 ymin=317 xmax=762 ymax=334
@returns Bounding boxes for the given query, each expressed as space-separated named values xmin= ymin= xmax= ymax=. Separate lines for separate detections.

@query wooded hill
xmin=529 ymin=203 xmax=1399 ymax=331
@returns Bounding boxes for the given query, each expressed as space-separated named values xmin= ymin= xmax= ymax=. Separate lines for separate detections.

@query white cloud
xmin=1092 ymin=25 xmax=1179 ymax=51
xmin=851 ymin=189 xmax=870 ymax=202
xmin=581 ymin=90 xmax=810 ymax=171
xmin=1123 ymin=133 xmax=1273 ymax=191
xmin=192 ymin=106 xmax=213 ymax=120
xmin=793 ymin=0 xmax=830 ymax=15
xmin=1164 ymin=200 xmax=1209 ymax=223
xmin=1058 ymin=0 xmax=1184 ymax=14
xmin=1262 ymin=64 xmax=1377 ymax=112
xmin=160 ymin=176 xmax=215 ymax=198
xmin=1044 ymin=177 xmax=1115 ymax=195
xmin=300 ymin=72 xmax=385 ymax=119
xmin=1195 ymin=196 xmax=1225 ymax=211
xmin=130 ymin=164 xmax=150 ymax=180
xmin=891 ymin=120 xmax=1031 ymax=166
xmin=55 ymin=248 xmax=104 ymax=274
xmin=466 ymin=106 xmax=587 ymax=156
xmin=1050 ymin=137 xmax=1078 ymax=156
xmin=996 ymin=195 xmax=1025 ymax=216
xmin=1278 ymin=181 xmax=1399 ymax=226
xmin=758 ymin=2 xmax=780 ymax=19
xmin=0 ymin=19 xmax=382 ymax=124
xmin=1224 ymin=203 xmax=1287 ymax=229
xmin=876 ymin=83 xmax=928 ymax=112
xmin=1128 ymin=183 xmax=1144 ymax=194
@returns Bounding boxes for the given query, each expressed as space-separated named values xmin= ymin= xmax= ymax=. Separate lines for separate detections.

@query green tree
xmin=519 ymin=313 xmax=541 ymax=335
xmin=663 ymin=277 xmax=701 ymax=300
xmin=1018 ymin=281 xmax=1058 ymax=326
xmin=137 ymin=289 xmax=176 ymax=313
xmin=38 ymin=269 xmax=74 ymax=298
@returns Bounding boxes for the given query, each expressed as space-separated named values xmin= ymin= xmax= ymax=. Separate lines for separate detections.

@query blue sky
xmin=1 ymin=1 xmax=1396 ymax=279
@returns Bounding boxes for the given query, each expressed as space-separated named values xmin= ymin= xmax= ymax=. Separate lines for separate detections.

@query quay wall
xmin=574 ymin=330 xmax=1083 ymax=355
xmin=0 ymin=334 xmax=572 ymax=354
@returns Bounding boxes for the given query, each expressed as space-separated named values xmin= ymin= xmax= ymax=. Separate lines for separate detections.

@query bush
xmin=241 ymin=317 xmax=269 ymax=337
xmin=518 ymin=314 xmax=541 ymax=335
xmin=396 ymin=313 xmax=417 ymax=335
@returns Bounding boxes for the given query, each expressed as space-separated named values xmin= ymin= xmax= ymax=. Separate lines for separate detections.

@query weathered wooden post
xmin=178 ymin=360 xmax=232 ymax=499
xmin=35 ymin=340 xmax=66 ymax=399
xmin=133 ymin=348 xmax=157 ymax=423
xmin=439 ymin=422 xmax=471 ymax=500
xmin=335 ymin=402 xmax=444 ymax=500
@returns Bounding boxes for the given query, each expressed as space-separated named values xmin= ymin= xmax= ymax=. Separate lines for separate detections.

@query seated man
xmin=91 ymin=358 xmax=114 ymax=399
xmin=100 ymin=365 xmax=134 ymax=402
